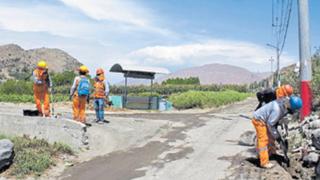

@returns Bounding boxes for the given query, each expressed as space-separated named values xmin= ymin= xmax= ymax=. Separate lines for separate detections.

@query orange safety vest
xmin=94 ymin=79 xmax=106 ymax=98
xmin=33 ymin=68 xmax=49 ymax=86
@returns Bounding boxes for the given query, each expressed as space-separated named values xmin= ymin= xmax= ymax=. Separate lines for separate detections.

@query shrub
xmin=0 ymin=94 xmax=68 ymax=103
xmin=162 ymin=77 xmax=200 ymax=85
xmin=0 ymin=135 xmax=73 ymax=178
xmin=0 ymin=80 xmax=33 ymax=95
xmin=128 ymin=92 xmax=161 ymax=97
xmin=110 ymin=84 xmax=249 ymax=96
xmin=168 ymin=90 xmax=251 ymax=109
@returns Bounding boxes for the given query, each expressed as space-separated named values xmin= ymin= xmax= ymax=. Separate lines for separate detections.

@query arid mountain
xmin=0 ymin=44 xmax=82 ymax=80
xmin=157 ymin=64 xmax=270 ymax=85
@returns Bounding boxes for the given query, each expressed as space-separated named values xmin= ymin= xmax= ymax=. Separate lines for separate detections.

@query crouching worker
xmin=70 ymin=65 xmax=91 ymax=125
xmin=252 ymin=96 xmax=302 ymax=169
xmin=93 ymin=68 xmax=109 ymax=124
xmin=255 ymin=84 xmax=294 ymax=110
xmin=33 ymin=60 xmax=52 ymax=117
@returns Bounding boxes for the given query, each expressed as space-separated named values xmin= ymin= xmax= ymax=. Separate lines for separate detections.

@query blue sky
xmin=0 ymin=0 xmax=319 ymax=83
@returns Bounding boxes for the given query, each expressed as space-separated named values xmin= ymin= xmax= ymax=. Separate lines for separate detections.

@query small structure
xmin=110 ymin=63 xmax=170 ymax=110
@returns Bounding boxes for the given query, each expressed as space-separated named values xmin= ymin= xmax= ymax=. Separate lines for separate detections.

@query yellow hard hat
xmin=37 ymin=60 xmax=47 ymax=69
xmin=79 ymin=65 xmax=89 ymax=73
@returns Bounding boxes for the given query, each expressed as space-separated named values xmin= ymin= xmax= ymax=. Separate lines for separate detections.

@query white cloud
xmin=60 ymin=0 xmax=149 ymax=27
xmin=0 ymin=5 xmax=95 ymax=37
xmin=59 ymin=0 xmax=172 ymax=35
xmin=128 ymin=40 xmax=296 ymax=72
xmin=0 ymin=0 xmax=172 ymax=38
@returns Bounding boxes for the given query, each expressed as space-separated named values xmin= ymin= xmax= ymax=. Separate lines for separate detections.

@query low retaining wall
xmin=0 ymin=114 xmax=87 ymax=150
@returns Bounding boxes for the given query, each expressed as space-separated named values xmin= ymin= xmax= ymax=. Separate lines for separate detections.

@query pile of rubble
xmin=285 ymin=114 xmax=320 ymax=179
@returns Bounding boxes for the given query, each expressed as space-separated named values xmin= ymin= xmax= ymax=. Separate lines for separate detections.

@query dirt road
xmin=59 ymin=98 xmax=257 ymax=180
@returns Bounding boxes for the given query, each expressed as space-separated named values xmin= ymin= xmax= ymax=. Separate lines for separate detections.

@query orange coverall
xmin=33 ymin=68 xmax=51 ymax=117
xmin=70 ymin=76 xmax=88 ymax=123
xmin=252 ymin=119 xmax=276 ymax=166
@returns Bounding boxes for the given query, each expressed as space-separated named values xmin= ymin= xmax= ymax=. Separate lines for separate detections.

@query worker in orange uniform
xmin=70 ymin=65 xmax=91 ymax=125
xmin=93 ymin=68 xmax=110 ymax=124
xmin=252 ymin=96 xmax=302 ymax=169
xmin=255 ymin=84 xmax=294 ymax=110
xmin=276 ymin=84 xmax=294 ymax=99
xmin=33 ymin=60 xmax=52 ymax=117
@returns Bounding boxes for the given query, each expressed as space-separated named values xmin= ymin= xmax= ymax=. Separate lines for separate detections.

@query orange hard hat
xmin=96 ymin=68 xmax=104 ymax=75
xmin=283 ymin=84 xmax=293 ymax=96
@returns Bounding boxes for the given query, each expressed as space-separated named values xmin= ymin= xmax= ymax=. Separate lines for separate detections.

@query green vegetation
xmin=169 ymin=90 xmax=251 ymax=109
xmin=0 ymin=134 xmax=73 ymax=178
xmin=0 ymin=71 xmax=76 ymax=103
xmin=128 ymin=92 xmax=161 ymax=97
xmin=50 ymin=71 xmax=77 ymax=86
xmin=110 ymin=84 xmax=249 ymax=96
xmin=0 ymin=80 xmax=33 ymax=95
xmin=162 ymin=77 xmax=200 ymax=85
xmin=0 ymin=94 xmax=69 ymax=103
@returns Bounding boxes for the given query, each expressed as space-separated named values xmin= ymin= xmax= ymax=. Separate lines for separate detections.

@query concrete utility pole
xmin=267 ymin=43 xmax=281 ymax=87
xmin=298 ymin=0 xmax=312 ymax=120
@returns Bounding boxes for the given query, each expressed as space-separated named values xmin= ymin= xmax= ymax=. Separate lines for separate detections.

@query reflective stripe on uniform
xmin=257 ymin=146 xmax=268 ymax=153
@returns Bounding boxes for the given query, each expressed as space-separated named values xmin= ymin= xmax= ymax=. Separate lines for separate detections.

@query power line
xmin=279 ymin=0 xmax=293 ymax=56
xmin=270 ymin=0 xmax=293 ymax=56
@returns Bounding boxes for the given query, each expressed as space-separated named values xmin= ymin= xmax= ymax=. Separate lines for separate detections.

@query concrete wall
xmin=0 ymin=114 xmax=87 ymax=150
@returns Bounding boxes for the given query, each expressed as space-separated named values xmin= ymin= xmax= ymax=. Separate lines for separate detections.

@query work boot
xmin=261 ymin=163 xmax=275 ymax=169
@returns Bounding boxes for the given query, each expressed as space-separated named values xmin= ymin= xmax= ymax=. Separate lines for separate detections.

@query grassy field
xmin=0 ymin=135 xmax=73 ymax=178
xmin=168 ymin=90 xmax=252 ymax=109
xmin=0 ymin=94 xmax=69 ymax=103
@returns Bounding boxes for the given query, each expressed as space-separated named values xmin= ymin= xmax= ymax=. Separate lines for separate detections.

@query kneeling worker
xmin=33 ymin=60 xmax=52 ymax=117
xmin=70 ymin=65 xmax=91 ymax=124
xmin=252 ymin=96 xmax=302 ymax=168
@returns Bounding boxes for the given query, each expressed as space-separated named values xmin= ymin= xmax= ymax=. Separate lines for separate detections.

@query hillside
xmin=157 ymin=64 xmax=269 ymax=85
xmin=0 ymin=44 xmax=82 ymax=80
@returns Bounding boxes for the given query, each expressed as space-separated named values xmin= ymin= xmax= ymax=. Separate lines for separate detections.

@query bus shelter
xmin=110 ymin=63 xmax=170 ymax=110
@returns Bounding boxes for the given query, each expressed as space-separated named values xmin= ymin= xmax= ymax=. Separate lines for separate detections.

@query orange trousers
xmin=252 ymin=119 xmax=275 ymax=166
xmin=73 ymin=95 xmax=87 ymax=123
xmin=33 ymin=85 xmax=50 ymax=117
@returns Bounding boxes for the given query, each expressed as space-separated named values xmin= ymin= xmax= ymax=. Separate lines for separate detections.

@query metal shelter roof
xmin=110 ymin=63 xmax=170 ymax=80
